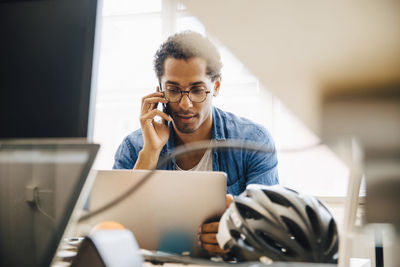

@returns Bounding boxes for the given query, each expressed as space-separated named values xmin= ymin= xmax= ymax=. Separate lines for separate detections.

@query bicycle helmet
xmin=217 ymin=184 xmax=338 ymax=263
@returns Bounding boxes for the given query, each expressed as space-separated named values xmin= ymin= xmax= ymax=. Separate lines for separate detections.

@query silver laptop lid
xmin=84 ymin=169 xmax=227 ymax=257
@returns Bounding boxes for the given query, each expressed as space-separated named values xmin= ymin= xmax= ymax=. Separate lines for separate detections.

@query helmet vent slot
xmin=230 ymin=229 xmax=242 ymax=241
xmin=281 ymin=216 xmax=311 ymax=251
xmin=306 ymin=205 xmax=321 ymax=242
xmin=262 ymin=190 xmax=291 ymax=207
xmin=231 ymin=229 xmax=254 ymax=250
xmin=326 ymin=219 xmax=338 ymax=251
xmin=256 ymin=230 xmax=295 ymax=256
xmin=236 ymin=202 xmax=263 ymax=220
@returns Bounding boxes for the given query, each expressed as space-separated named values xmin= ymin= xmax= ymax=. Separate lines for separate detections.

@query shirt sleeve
xmin=245 ymin=128 xmax=279 ymax=186
xmin=112 ymin=138 xmax=137 ymax=169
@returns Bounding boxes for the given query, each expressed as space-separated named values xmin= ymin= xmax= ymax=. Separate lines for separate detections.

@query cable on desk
xmin=34 ymin=187 xmax=56 ymax=224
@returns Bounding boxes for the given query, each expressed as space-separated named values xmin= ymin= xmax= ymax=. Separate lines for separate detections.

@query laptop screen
xmin=0 ymin=141 xmax=99 ymax=267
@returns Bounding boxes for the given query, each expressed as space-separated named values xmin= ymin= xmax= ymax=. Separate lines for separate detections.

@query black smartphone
xmin=162 ymin=103 xmax=171 ymax=125
xmin=162 ymin=103 xmax=170 ymax=115
xmin=160 ymin=88 xmax=170 ymax=125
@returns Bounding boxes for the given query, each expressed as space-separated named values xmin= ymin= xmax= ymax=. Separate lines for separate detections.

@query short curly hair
xmin=154 ymin=31 xmax=223 ymax=82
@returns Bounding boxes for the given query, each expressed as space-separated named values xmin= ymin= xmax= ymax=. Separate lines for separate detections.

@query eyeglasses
xmin=160 ymin=84 xmax=211 ymax=103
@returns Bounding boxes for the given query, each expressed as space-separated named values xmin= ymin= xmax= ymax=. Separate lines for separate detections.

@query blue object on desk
xmin=158 ymin=230 xmax=192 ymax=255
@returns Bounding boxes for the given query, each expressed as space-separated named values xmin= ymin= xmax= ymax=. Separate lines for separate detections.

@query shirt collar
xmin=212 ymin=106 xmax=226 ymax=141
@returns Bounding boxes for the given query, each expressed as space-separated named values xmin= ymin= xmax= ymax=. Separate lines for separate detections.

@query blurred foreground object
xmin=183 ymin=1 xmax=400 ymax=265
xmin=91 ymin=221 xmax=126 ymax=233
xmin=0 ymin=140 xmax=99 ymax=267
xmin=217 ymin=184 xmax=338 ymax=263
xmin=71 ymin=221 xmax=143 ymax=267
xmin=182 ymin=0 xmax=400 ymax=138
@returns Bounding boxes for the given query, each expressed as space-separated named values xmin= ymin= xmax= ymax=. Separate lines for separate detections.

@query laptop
xmin=0 ymin=140 xmax=99 ymax=267
xmin=83 ymin=170 xmax=227 ymax=257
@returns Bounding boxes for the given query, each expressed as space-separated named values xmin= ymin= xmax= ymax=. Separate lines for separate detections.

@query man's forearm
xmin=133 ymin=147 xmax=162 ymax=170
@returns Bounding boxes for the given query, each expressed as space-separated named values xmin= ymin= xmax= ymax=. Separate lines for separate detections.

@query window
xmin=93 ymin=0 xmax=162 ymax=169
xmin=93 ymin=0 xmax=349 ymax=197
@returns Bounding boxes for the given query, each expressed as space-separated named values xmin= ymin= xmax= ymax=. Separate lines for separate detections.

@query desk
xmin=52 ymin=238 xmax=369 ymax=267
xmin=143 ymin=262 xmax=337 ymax=267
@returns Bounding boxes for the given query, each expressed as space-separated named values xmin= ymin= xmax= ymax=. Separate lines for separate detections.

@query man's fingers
xmin=140 ymin=109 xmax=171 ymax=124
xmin=198 ymin=232 xmax=230 ymax=255
xmin=140 ymin=91 xmax=167 ymax=112
xmin=141 ymin=92 xmax=165 ymax=104
xmin=200 ymin=222 xmax=219 ymax=233
xmin=141 ymin=97 xmax=168 ymax=112
xmin=198 ymin=233 xmax=217 ymax=244
xmin=226 ymin=194 xmax=233 ymax=208
xmin=201 ymin=243 xmax=229 ymax=255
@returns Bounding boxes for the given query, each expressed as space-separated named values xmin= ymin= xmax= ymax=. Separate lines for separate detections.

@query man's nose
xmin=179 ymin=92 xmax=193 ymax=110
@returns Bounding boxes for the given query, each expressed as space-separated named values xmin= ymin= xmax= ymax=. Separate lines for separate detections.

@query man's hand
xmin=198 ymin=194 xmax=233 ymax=255
xmin=134 ymin=92 xmax=171 ymax=170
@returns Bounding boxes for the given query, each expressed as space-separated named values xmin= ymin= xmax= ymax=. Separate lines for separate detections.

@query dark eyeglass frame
xmin=159 ymin=83 xmax=211 ymax=103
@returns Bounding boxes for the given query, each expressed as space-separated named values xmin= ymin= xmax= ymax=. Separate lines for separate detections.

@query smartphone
xmin=162 ymin=103 xmax=170 ymax=115
xmin=162 ymin=103 xmax=171 ymax=126
xmin=160 ymin=89 xmax=170 ymax=125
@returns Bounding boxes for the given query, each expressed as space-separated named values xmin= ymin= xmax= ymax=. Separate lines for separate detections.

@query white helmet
xmin=217 ymin=184 xmax=339 ymax=263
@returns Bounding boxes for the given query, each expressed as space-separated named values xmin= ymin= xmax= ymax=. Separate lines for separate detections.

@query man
xmin=113 ymin=31 xmax=279 ymax=255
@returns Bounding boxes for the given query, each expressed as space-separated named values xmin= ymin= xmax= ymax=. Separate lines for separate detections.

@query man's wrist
xmin=133 ymin=147 xmax=162 ymax=170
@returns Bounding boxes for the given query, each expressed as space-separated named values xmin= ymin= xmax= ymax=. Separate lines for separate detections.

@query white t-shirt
xmin=176 ymin=148 xmax=213 ymax=171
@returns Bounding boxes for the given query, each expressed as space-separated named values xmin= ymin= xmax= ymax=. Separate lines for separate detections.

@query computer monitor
xmin=0 ymin=0 xmax=101 ymax=139
xmin=0 ymin=141 xmax=99 ymax=267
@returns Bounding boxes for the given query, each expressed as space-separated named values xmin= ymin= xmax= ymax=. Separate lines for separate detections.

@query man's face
xmin=160 ymin=57 xmax=220 ymax=134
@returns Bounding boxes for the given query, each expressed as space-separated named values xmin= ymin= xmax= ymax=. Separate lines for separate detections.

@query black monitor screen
xmin=0 ymin=0 xmax=99 ymax=138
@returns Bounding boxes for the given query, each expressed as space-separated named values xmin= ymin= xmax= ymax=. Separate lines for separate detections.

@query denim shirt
xmin=113 ymin=107 xmax=279 ymax=195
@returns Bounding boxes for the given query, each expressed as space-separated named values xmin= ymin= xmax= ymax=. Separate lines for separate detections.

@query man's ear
xmin=213 ymin=77 xmax=221 ymax=97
